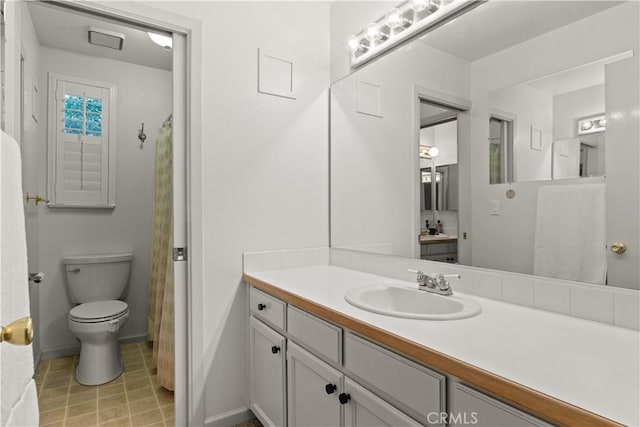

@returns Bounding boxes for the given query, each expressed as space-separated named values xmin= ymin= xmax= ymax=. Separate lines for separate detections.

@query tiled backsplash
xmin=242 ymin=247 xmax=639 ymax=331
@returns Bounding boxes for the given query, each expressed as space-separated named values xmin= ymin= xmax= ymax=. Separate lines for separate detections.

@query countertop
xmin=419 ymin=234 xmax=458 ymax=245
xmin=244 ymin=265 xmax=640 ymax=426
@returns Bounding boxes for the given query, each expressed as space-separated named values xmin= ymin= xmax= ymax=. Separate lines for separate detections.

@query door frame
xmin=3 ymin=2 xmax=204 ymax=425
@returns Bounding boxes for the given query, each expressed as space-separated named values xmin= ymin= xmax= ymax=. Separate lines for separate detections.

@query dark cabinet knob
xmin=271 ymin=345 xmax=281 ymax=354
xmin=257 ymin=303 xmax=266 ymax=311
xmin=338 ymin=393 xmax=351 ymax=404
xmin=325 ymin=383 xmax=336 ymax=394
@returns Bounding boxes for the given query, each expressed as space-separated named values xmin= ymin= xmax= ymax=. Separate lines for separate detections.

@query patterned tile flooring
xmin=35 ymin=342 xmax=174 ymax=427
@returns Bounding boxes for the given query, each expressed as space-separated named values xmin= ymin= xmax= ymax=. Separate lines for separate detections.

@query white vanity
xmin=244 ymin=263 xmax=638 ymax=427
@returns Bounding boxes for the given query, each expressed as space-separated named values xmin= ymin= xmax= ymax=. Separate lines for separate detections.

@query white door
xmin=1 ymin=131 xmax=38 ymax=425
xmin=287 ymin=342 xmax=343 ymax=426
xmin=605 ymin=55 xmax=640 ymax=288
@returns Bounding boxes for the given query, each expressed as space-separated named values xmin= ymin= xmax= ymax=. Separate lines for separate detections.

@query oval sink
xmin=345 ymin=285 xmax=481 ymax=320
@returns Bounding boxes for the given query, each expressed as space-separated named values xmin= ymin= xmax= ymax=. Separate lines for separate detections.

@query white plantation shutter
xmin=49 ymin=75 xmax=115 ymax=207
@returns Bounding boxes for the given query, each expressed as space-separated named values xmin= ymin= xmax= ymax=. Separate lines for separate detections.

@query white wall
xmin=331 ymin=40 xmax=470 ymax=259
xmin=149 ymin=1 xmax=331 ymax=421
xmin=491 ymin=84 xmax=553 ymax=182
xmin=469 ymin=2 xmax=638 ymax=275
xmin=19 ymin=1 xmax=43 ymax=363
xmin=35 ymin=46 xmax=171 ymax=356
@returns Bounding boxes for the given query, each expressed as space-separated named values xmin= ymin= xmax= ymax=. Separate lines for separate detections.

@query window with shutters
xmin=48 ymin=74 xmax=115 ymax=207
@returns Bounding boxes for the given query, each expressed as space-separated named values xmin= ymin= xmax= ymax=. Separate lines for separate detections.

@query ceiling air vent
xmin=88 ymin=27 xmax=124 ymax=50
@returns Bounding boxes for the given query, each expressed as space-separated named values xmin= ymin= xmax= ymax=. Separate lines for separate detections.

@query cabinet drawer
xmin=451 ymin=383 xmax=551 ymax=427
xmin=250 ymin=287 xmax=286 ymax=330
xmin=287 ymin=305 xmax=342 ymax=364
xmin=344 ymin=333 xmax=446 ymax=426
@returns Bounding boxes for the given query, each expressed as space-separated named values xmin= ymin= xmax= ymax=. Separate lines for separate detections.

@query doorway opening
xmin=15 ymin=2 xmax=185 ymax=425
xmin=418 ymin=100 xmax=460 ymax=264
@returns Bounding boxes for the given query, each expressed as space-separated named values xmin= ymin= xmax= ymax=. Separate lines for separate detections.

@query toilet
xmin=64 ymin=253 xmax=133 ymax=385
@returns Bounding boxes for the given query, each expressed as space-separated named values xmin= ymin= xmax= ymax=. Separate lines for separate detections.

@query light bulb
xmin=410 ymin=0 xmax=429 ymax=12
xmin=345 ymin=35 xmax=361 ymax=52
xmin=598 ymin=118 xmax=607 ymax=127
xmin=364 ymin=23 xmax=381 ymax=42
xmin=386 ymin=8 xmax=404 ymax=29
xmin=427 ymin=146 xmax=439 ymax=158
xmin=148 ymin=32 xmax=172 ymax=50
xmin=581 ymin=121 xmax=593 ymax=131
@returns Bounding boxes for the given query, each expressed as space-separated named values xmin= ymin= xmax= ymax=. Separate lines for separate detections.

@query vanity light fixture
xmin=345 ymin=0 xmax=485 ymax=68
xmin=419 ymin=145 xmax=439 ymax=159
xmin=577 ymin=114 xmax=606 ymax=135
xmin=148 ymin=32 xmax=173 ymax=50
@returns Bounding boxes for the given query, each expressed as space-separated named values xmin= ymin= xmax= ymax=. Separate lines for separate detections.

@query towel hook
xmin=138 ymin=123 xmax=147 ymax=147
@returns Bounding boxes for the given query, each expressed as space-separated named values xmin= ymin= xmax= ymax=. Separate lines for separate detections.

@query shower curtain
xmin=148 ymin=118 xmax=174 ymax=391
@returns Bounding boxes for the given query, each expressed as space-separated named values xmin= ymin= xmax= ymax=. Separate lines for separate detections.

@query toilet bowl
xmin=63 ymin=253 xmax=133 ymax=385
xmin=68 ymin=300 xmax=130 ymax=385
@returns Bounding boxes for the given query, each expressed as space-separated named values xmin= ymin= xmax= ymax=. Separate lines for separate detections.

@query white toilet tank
xmin=63 ymin=253 xmax=133 ymax=303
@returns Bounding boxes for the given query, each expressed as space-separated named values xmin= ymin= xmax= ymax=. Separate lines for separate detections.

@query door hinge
xmin=173 ymin=247 xmax=187 ymax=262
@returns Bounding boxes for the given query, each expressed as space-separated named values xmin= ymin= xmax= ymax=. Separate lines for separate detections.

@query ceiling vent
xmin=88 ymin=27 xmax=125 ymax=50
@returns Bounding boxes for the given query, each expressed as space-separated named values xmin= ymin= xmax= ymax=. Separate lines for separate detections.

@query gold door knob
xmin=0 ymin=317 xmax=34 ymax=346
xmin=611 ymin=242 xmax=627 ymax=255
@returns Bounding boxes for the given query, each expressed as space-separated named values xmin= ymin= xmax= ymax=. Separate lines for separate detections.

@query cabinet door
xmin=343 ymin=379 xmax=421 ymax=427
xmin=250 ymin=317 xmax=286 ymax=427
xmin=287 ymin=342 xmax=343 ymax=427
xmin=451 ymin=383 xmax=551 ymax=427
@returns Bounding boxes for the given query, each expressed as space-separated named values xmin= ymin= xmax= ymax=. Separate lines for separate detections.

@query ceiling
xmin=27 ymin=3 xmax=172 ymax=71
xmin=420 ymin=1 xmax=624 ymax=61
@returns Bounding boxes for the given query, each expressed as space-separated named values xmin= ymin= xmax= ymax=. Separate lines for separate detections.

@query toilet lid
xmin=70 ymin=300 xmax=128 ymax=323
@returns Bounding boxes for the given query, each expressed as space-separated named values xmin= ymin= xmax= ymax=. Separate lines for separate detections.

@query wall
xmin=149 ymin=2 xmax=331 ymax=422
xmin=552 ymin=84 xmax=605 ymax=178
xmin=19 ymin=1 xmax=43 ymax=363
xmin=469 ymin=2 xmax=639 ymax=275
xmin=35 ymin=46 xmax=171 ymax=356
xmin=491 ymin=84 xmax=553 ymax=182
xmin=331 ymin=41 xmax=470 ymax=259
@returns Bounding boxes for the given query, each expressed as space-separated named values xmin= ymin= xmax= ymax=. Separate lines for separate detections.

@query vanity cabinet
xmin=450 ymin=383 xmax=551 ymax=427
xmin=248 ymin=284 xmax=549 ymax=427
xmin=249 ymin=317 xmax=286 ymax=427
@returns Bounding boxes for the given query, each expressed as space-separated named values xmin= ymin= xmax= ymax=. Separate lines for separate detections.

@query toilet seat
xmin=69 ymin=300 xmax=129 ymax=323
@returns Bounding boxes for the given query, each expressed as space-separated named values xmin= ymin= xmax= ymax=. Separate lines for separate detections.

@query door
xmin=287 ymin=342 xmax=343 ymax=426
xmin=605 ymin=55 xmax=639 ymax=288
xmin=343 ymin=378 xmax=421 ymax=427
xmin=249 ymin=317 xmax=286 ymax=427
xmin=1 ymin=131 xmax=38 ymax=425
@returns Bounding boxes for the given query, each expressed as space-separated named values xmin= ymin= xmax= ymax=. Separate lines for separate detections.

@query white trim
xmin=204 ymin=407 xmax=255 ymax=426
xmin=45 ymin=2 xmax=204 ymax=425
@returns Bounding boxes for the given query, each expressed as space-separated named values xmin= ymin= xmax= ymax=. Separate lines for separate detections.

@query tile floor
xmin=35 ymin=342 xmax=174 ymax=427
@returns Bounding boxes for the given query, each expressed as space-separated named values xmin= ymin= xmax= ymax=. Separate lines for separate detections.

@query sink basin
xmin=345 ymin=285 xmax=481 ymax=320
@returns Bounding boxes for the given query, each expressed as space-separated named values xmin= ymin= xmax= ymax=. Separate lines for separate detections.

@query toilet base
xmin=76 ymin=339 xmax=124 ymax=385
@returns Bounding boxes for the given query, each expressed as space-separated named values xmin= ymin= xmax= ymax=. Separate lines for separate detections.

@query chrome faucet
xmin=408 ymin=269 xmax=460 ymax=296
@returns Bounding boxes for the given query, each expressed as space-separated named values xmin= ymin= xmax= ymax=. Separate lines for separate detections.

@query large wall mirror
xmin=330 ymin=0 xmax=639 ymax=289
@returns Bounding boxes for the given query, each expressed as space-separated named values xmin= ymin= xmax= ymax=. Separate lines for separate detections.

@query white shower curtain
xmin=148 ymin=118 xmax=174 ymax=391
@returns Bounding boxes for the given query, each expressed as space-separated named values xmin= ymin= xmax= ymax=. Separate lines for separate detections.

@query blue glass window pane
xmin=65 ymin=110 xmax=83 ymax=121
xmin=86 ymin=130 xmax=102 ymax=137
xmin=64 ymin=128 xmax=82 ymax=135
xmin=86 ymin=121 xmax=102 ymax=132
xmin=65 ymin=119 xmax=82 ymax=130
xmin=86 ymin=98 xmax=102 ymax=114
xmin=64 ymin=95 xmax=84 ymax=111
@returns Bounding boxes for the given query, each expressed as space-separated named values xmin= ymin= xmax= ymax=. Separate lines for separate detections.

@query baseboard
xmin=204 ymin=407 xmax=254 ymax=426
xmin=40 ymin=334 xmax=148 ymax=360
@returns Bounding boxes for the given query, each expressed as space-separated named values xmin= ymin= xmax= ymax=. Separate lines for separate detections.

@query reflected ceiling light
xmin=577 ymin=114 xmax=606 ymax=135
xmin=345 ymin=0 xmax=485 ymax=68
xmin=419 ymin=145 xmax=439 ymax=159
xmin=148 ymin=32 xmax=172 ymax=50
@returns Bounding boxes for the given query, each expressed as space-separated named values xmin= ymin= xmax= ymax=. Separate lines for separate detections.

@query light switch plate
xmin=490 ymin=200 xmax=500 ymax=215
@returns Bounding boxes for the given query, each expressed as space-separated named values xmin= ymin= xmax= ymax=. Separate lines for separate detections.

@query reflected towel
xmin=533 ymin=183 xmax=606 ymax=284
xmin=1 ymin=131 xmax=38 ymax=424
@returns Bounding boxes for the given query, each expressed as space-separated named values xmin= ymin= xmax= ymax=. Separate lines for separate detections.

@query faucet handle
xmin=407 ymin=269 xmax=425 ymax=282
xmin=440 ymin=274 xmax=460 ymax=280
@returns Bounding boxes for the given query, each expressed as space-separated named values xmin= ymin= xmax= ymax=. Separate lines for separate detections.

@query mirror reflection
xmin=330 ymin=0 xmax=639 ymax=289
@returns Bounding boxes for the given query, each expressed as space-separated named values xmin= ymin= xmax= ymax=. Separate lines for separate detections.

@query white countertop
xmin=247 ymin=265 xmax=640 ymax=426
